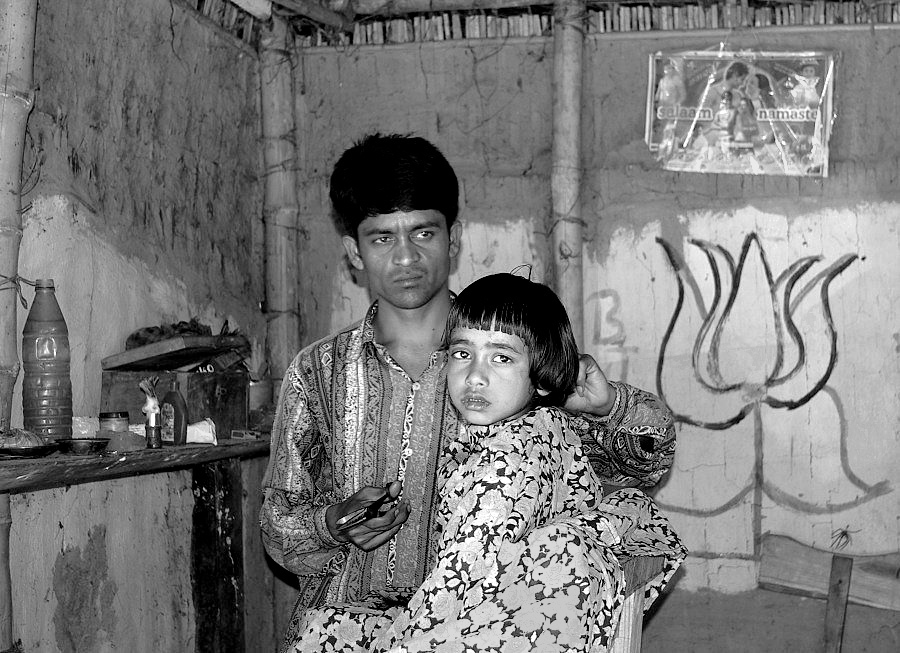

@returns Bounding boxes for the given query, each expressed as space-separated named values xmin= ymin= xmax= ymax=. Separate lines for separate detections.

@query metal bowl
xmin=58 ymin=438 xmax=110 ymax=455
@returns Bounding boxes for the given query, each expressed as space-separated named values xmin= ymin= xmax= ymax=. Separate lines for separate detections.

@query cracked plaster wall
xmin=11 ymin=0 xmax=265 ymax=425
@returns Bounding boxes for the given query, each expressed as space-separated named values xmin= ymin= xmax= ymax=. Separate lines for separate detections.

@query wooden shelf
xmin=0 ymin=438 xmax=269 ymax=494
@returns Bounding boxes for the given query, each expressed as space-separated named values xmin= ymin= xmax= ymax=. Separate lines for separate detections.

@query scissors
xmin=335 ymin=486 xmax=395 ymax=531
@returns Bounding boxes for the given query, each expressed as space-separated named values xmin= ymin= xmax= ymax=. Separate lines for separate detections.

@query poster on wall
xmin=645 ymin=49 xmax=835 ymax=177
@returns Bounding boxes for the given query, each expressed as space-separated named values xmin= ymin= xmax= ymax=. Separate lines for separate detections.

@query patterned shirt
xmin=259 ymin=301 xmax=676 ymax=612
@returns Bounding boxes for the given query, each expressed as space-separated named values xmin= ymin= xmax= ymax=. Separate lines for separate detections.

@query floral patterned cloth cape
xmin=283 ymin=406 xmax=685 ymax=653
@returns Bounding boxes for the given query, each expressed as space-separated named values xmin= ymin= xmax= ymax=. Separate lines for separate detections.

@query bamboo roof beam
xmin=273 ymin=0 xmax=355 ymax=31
xmin=230 ymin=0 xmax=272 ymax=19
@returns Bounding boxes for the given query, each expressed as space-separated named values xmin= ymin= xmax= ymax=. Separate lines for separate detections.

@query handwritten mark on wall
xmin=587 ymin=288 xmax=626 ymax=346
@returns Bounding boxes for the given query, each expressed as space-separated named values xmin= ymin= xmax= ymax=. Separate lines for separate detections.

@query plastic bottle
xmin=22 ymin=279 xmax=73 ymax=440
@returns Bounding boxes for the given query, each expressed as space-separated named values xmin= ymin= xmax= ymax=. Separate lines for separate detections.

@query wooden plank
xmin=0 ymin=439 xmax=268 ymax=494
xmin=621 ymin=554 xmax=665 ymax=596
xmin=14 ymin=473 xmax=195 ymax=651
xmin=0 ymin=496 xmax=11 ymax=650
xmin=193 ymin=459 xmax=245 ymax=653
xmin=824 ymin=555 xmax=853 ymax=653
xmin=759 ymin=533 xmax=900 ymax=612
xmin=101 ymin=335 xmax=249 ymax=371
xmin=241 ymin=458 xmax=277 ymax=651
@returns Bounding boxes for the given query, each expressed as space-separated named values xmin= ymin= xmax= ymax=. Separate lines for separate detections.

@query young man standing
xmin=260 ymin=133 xmax=677 ymax=647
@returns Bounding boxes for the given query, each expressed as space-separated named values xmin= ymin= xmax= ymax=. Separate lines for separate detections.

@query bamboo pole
xmin=259 ymin=18 xmax=303 ymax=633
xmin=0 ymin=1 xmax=37 ymax=649
xmin=260 ymin=17 xmax=301 ymax=386
xmin=550 ymin=0 xmax=585 ymax=347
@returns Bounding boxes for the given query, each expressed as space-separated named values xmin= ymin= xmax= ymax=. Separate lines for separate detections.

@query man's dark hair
xmin=445 ymin=272 xmax=579 ymax=407
xmin=329 ymin=133 xmax=459 ymax=238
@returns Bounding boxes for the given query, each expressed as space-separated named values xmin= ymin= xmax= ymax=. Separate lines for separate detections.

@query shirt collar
xmin=346 ymin=301 xmax=379 ymax=362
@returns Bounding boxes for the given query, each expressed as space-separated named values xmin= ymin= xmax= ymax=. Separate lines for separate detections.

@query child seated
xmin=289 ymin=273 xmax=685 ymax=652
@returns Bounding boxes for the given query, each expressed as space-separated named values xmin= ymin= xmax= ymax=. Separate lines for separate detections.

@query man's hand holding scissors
xmin=325 ymin=480 xmax=409 ymax=552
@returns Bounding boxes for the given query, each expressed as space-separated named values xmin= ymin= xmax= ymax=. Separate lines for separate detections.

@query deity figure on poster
xmin=655 ymin=58 xmax=686 ymax=108
xmin=784 ymin=60 xmax=821 ymax=109
xmin=654 ymin=58 xmax=686 ymax=161
xmin=702 ymin=90 xmax=737 ymax=160
xmin=742 ymin=70 xmax=778 ymax=109
xmin=732 ymin=97 xmax=759 ymax=151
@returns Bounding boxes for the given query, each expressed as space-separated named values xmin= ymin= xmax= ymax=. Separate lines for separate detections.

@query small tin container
xmin=99 ymin=411 xmax=130 ymax=433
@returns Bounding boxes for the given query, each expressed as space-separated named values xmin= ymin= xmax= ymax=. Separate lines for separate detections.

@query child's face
xmin=446 ymin=327 xmax=538 ymax=426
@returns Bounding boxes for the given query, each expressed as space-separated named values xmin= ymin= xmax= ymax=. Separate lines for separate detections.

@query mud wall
xmin=7 ymin=1 xmax=272 ymax=651
xmin=292 ymin=25 xmax=899 ymax=647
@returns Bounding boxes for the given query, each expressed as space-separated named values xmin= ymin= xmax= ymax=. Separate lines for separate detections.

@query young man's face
xmin=342 ymin=209 xmax=461 ymax=312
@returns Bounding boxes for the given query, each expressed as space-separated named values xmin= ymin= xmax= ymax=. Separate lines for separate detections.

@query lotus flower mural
xmin=654 ymin=233 xmax=889 ymax=548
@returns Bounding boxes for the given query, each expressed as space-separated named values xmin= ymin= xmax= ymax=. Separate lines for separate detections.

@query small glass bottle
xmin=99 ymin=411 xmax=130 ymax=434
xmin=145 ymin=424 xmax=162 ymax=449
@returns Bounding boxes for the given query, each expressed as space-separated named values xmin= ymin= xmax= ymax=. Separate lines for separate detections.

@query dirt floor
xmin=642 ymin=587 xmax=900 ymax=652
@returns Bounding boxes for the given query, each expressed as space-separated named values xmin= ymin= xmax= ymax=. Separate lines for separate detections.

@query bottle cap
xmin=99 ymin=411 xmax=129 ymax=419
xmin=34 ymin=279 xmax=55 ymax=288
